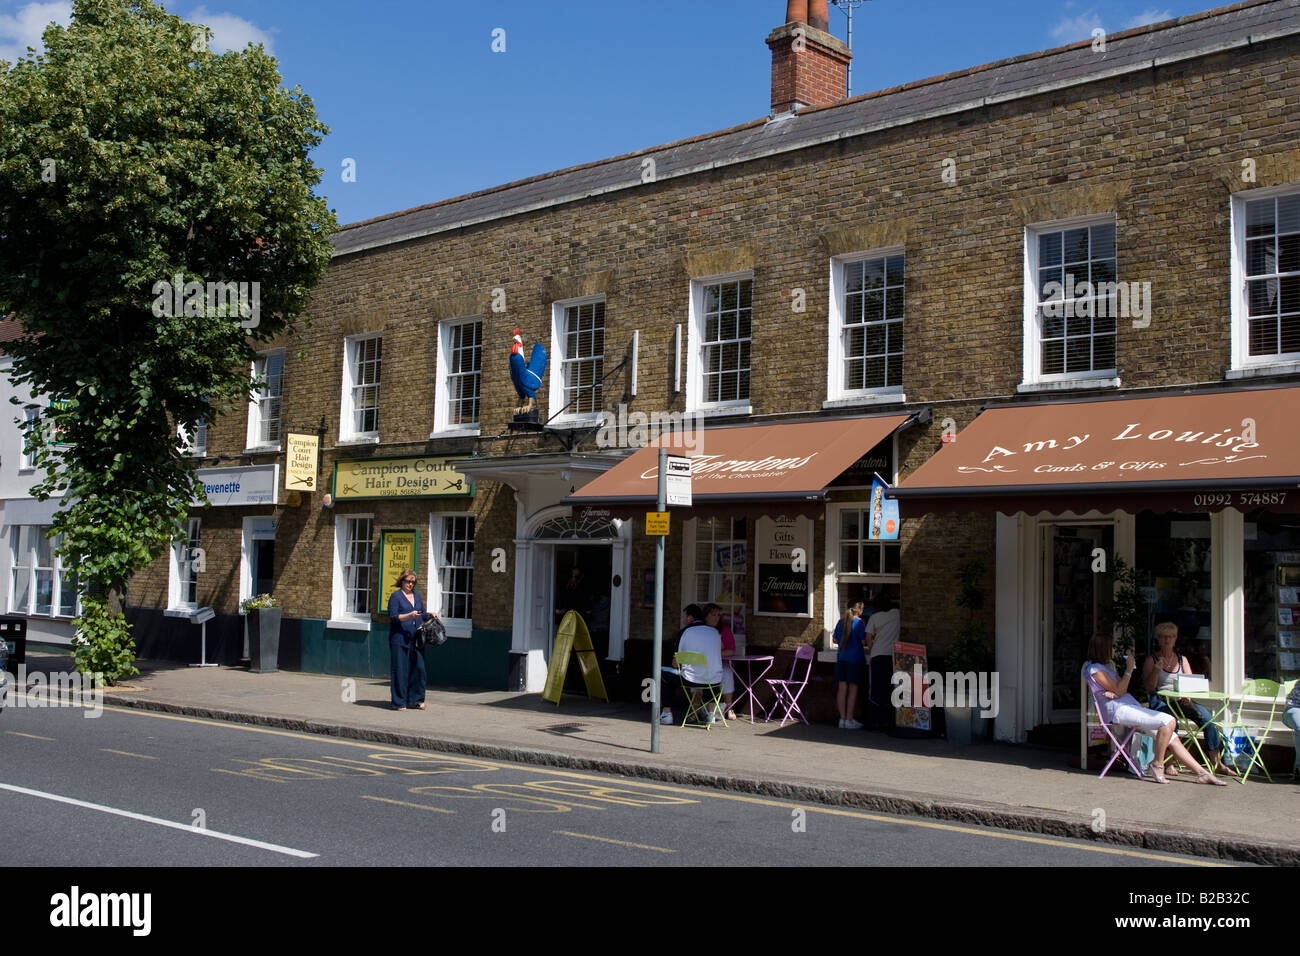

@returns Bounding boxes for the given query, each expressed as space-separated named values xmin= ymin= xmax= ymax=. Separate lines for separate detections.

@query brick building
xmin=119 ymin=0 xmax=1300 ymax=746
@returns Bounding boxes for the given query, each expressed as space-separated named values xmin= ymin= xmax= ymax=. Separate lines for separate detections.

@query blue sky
xmin=3 ymin=0 xmax=1219 ymax=226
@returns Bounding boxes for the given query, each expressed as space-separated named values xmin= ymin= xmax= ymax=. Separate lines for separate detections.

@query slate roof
xmin=331 ymin=0 xmax=1300 ymax=258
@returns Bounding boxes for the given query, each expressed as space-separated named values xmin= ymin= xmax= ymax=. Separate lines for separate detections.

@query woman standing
xmin=388 ymin=569 xmax=432 ymax=712
xmin=833 ymin=601 xmax=867 ymax=729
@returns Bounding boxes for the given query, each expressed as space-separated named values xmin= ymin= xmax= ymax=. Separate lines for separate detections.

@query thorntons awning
xmin=892 ymin=386 xmax=1300 ymax=515
xmin=566 ymin=415 xmax=912 ymax=513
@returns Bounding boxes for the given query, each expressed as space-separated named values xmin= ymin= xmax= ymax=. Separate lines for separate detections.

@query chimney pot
xmin=808 ymin=0 xmax=829 ymax=31
xmin=785 ymin=0 xmax=808 ymax=23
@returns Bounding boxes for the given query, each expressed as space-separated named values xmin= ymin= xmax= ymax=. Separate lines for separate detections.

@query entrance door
xmin=1042 ymin=524 xmax=1113 ymax=723
xmin=552 ymin=544 xmax=614 ymax=661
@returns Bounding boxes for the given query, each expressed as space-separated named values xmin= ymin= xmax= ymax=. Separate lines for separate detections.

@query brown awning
xmin=565 ymin=414 xmax=912 ymax=512
xmin=893 ymin=386 xmax=1300 ymax=515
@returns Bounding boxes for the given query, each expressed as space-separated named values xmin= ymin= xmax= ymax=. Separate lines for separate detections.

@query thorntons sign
xmin=640 ymin=454 xmax=816 ymax=482
xmin=956 ymin=419 xmax=1261 ymax=478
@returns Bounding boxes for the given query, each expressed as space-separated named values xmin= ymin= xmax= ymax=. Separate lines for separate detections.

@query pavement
xmin=11 ymin=652 xmax=1300 ymax=865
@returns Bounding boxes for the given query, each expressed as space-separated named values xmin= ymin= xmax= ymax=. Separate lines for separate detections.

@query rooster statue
xmin=509 ymin=327 xmax=548 ymax=413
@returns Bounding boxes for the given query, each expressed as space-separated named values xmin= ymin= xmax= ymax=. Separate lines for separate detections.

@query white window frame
xmin=246 ymin=350 xmax=285 ymax=451
xmin=428 ymin=512 xmax=474 ymax=639
xmin=19 ymin=405 xmax=40 ymax=470
xmin=1020 ymin=215 xmax=1121 ymax=392
xmin=329 ymin=514 xmax=374 ymax=630
xmin=825 ymin=248 xmax=907 ymax=407
xmin=686 ymin=273 xmax=754 ymax=416
xmin=340 ymin=334 xmax=382 ymax=443
xmin=432 ymin=317 xmax=483 ymax=437
xmin=1228 ymin=183 xmax=1300 ymax=378
xmin=548 ymin=296 xmax=607 ymax=427
xmin=7 ymin=525 xmax=80 ymax=619
xmin=178 ymin=419 xmax=207 ymax=458
xmin=167 ymin=517 xmax=202 ymax=611
xmin=681 ymin=516 xmax=749 ymax=649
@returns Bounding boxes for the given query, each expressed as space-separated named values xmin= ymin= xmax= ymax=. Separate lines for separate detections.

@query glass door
xmin=1043 ymin=524 xmax=1113 ymax=723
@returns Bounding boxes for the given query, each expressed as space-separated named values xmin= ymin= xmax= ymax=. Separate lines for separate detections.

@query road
xmin=0 ymin=701 xmax=1228 ymax=867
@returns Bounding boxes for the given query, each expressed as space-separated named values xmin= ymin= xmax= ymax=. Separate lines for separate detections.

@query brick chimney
xmin=767 ymin=0 xmax=851 ymax=114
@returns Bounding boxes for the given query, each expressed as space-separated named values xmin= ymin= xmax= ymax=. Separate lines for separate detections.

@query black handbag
xmin=415 ymin=615 xmax=447 ymax=649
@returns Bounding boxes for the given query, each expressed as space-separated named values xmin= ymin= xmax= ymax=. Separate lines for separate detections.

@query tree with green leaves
xmin=0 ymin=0 xmax=337 ymax=681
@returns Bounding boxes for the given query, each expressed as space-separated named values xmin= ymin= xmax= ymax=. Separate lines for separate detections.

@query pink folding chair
xmin=765 ymin=644 xmax=816 ymax=727
xmin=1085 ymin=680 xmax=1145 ymax=779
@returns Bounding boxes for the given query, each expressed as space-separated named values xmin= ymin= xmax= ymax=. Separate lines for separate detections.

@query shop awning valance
xmin=565 ymin=414 xmax=913 ymax=514
xmin=892 ymin=386 xmax=1300 ymax=516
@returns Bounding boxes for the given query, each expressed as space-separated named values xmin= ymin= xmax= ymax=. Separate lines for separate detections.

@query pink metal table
xmin=728 ymin=654 xmax=775 ymax=723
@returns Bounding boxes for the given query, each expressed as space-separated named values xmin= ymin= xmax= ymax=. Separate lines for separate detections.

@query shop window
xmin=433 ymin=318 xmax=482 ymax=434
xmin=332 ymin=516 xmax=373 ymax=623
xmin=430 ymin=514 xmax=473 ymax=633
xmin=687 ymin=276 xmax=752 ymax=414
xmin=549 ymin=298 xmax=605 ymax=423
xmin=1134 ymin=513 xmax=1212 ymax=667
xmin=247 ymin=350 xmax=284 ymax=449
xmin=340 ymin=334 xmax=382 ymax=441
xmin=684 ymin=517 xmax=748 ymax=642
xmin=1243 ymin=511 xmax=1300 ymax=685
xmin=8 ymin=526 xmax=79 ymax=618
xmin=167 ymin=518 xmax=202 ymax=610
xmin=1022 ymin=217 xmax=1119 ymax=389
xmin=827 ymin=251 xmax=905 ymax=405
xmin=1230 ymin=188 xmax=1300 ymax=374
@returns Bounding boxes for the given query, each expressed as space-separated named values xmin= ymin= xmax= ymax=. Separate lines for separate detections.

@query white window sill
xmin=547 ymin=414 xmax=604 ymax=430
xmin=441 ymin=619 xmax=472 ymax=639
xmin=16 ymin=467 xmax=36 ymax=475
xmin=687 ymin=403 xmax=753 ymax=419
xmin=823 ymin=392 xmax=907 ymax=409
xmin=429 ymin=426 xmax=481 ymax=440
xmin=242 ymin=445 xmax=282 ymax=455
xmin=326 ymin=617 xmax=373 ymax=632
xmin=1226 ymin=361 xmax=1300 ymax=380
xmin=1017 ymin=376 xmax=1120 ymax=394
xmin=163 ymin=607 xmax=199 ymax=618
xmin=337 ymin=435 xmax=380 ymax=446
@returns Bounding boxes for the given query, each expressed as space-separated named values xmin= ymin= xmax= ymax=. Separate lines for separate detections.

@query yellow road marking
xmin=362 ymin=795 xmax=455 ymax=815
xmin=5 ymin=731 xmax=55 ymax=741
xmin=212 ymin=768 xmax=286 ymax=784
xmin=102 ymin=704 xmax=1229 ymax=866
xmin=101 ymin=748 xmax=158 ymax=760
xmin=553 ymin=830 xmax=674 ymax=853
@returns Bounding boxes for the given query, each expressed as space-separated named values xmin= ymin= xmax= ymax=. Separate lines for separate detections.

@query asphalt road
xmin=0 ymin=700 xmax=1228 ymax=868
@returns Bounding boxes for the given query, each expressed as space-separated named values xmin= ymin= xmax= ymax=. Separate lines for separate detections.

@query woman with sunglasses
xmin=388 ymin=569 xmax=433 ymax=712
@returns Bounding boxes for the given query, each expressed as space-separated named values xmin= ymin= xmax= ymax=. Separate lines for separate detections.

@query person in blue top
xmin=388 ymin=568 xmax=433 ymax=711
xmin=834 ymin=601 xmax=867 ymax=729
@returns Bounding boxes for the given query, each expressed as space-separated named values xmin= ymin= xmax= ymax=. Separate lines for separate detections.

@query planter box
xmin=247 ymin=608 xmax=282 ymax=674
xmin=946 ymin=704 xmax=975 ymax=745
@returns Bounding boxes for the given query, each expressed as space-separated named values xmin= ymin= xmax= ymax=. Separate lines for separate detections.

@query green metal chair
xmin=674 ymin=651 xmax=728 ymax=730
xmin=1223 ymin=678 xmax=1283 ymax=784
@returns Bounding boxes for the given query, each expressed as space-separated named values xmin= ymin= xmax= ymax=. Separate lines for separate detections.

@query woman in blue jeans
xmin=1282 ymin=680 xmax=1300 ymax=777
xmin=1142 ymin=622 xmax=1236 ymax=776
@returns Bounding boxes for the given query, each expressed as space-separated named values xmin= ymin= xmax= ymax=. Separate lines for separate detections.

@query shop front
xmin=893 ymin=386 xmax=1300 ymax=749
xmin=565 ymin=413 xmax=921 ymax=709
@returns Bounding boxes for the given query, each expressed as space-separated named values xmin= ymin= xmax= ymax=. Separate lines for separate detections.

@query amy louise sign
xmin=955 ymin=419 xmax=1264 ymax=481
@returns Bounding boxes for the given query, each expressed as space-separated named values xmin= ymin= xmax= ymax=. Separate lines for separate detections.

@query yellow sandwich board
xmin=541 ymin=610 xmax=609 ymax=705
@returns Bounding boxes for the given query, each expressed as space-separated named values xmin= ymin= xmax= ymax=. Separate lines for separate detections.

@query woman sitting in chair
xmin=1083 ymin=631 xmax=1226 ymax=786
xmin=1142 ymin=621 xmax=1235 ymax=777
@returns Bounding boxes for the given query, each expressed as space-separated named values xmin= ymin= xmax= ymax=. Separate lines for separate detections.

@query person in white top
xmin=865 ymin=592 xmax=901 ymax=730
xmin=675 ymin=607 xmax=724 ymax=723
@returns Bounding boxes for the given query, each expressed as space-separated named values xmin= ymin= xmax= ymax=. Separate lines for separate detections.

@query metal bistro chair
xmin=1222 ymin=678 xmax=1284 ymax=784
xmin=765 ymin=644 xmax=816 ymax=727
xmin=1084 ymin=680 xmax=1146 ymax=779
xmin=674 ymin=652 xmax=728 ymax=730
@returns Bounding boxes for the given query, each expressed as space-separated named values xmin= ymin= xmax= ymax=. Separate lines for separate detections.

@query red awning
xmin=893 ymin=386 xmax=1300 ymax=515
xmin=566 ymin=415 xmax=912 ymax=513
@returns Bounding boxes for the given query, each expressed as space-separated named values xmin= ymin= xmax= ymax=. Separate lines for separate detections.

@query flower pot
xmin=247 ymin=607 xmax=281 ymax=674
xmin=945 ymin=704 xmax=974 ymax=745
